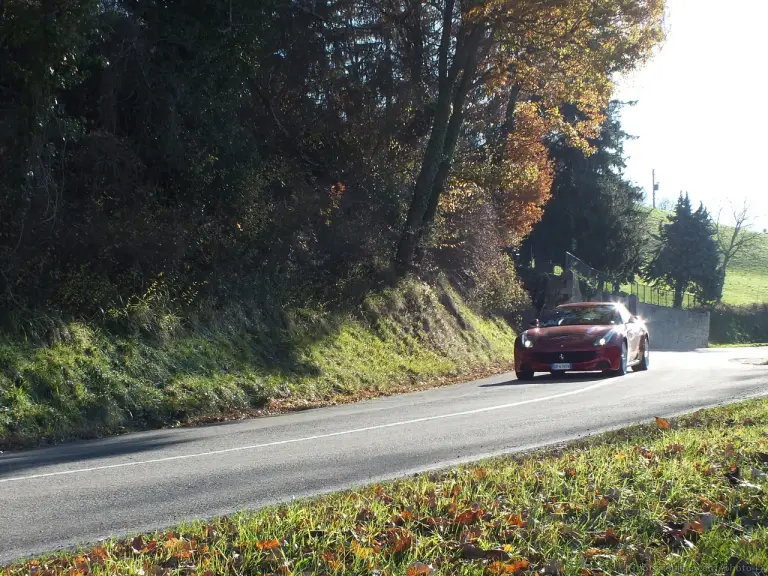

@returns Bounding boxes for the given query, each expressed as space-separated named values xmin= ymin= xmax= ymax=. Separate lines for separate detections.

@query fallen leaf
xmin=699 ymin=496 xmax=728 ymax=516
xmin=131 ymin=537 xmax=147 ymax=554
xmin=485 ymin=549 xmax=512 ymax=561
xmin=489 ymin=560 xmax=530 ymax=575
xmin=593 ymin=496 xmax=610 ymax=512
xmin=356 ymin=508 xmax=375 ymax=523
xmin=256 ymin=539 xmax=281 ymax=551
xmin=458 ymin=543 xmax=487 ymax=560
xmin=655 ymin=416 xmax=670 ymax=429
xmin=584 ymin=548 xmax=612 ymax=558
xmin=684 ymin=520 xmax=705 ymax=535
xmin=473 ymin=467 xmax=488 ymax=480
xmin=90 ymin=547 xmax=109 ymax=565
xmin=592 ymin=528 xmax=621 ymax=545
xmin=374 ymin=528 xmax=413 ymax=555
xmin=455 ymin=508 xmax=484 ymax=526
xmin=376 ymin=487 xmax=395 ymax=504
xmin=407 ymin=562 xmax=434 ymax=576
xmin=460 ymin=525 xmax=483 ymax=543
xmin=506 ymin=514 xmax=528 ymax=528
xmin=665 ymin=443 xmax=685 ymax=456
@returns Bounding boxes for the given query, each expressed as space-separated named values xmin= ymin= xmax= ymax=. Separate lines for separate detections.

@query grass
xmin=5 ymin=398 xmax=768 ymax=575
xmin=646 ymin=208 xmax=768 ymax=307
xmin=0 ymin=279 xmax=519 ymax=451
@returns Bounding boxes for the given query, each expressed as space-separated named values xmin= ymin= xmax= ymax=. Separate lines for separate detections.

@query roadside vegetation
xmin=0 ymin=279 xmax=522 ymax=451
xmin=5 ymin=398 xmax=768 ymax=575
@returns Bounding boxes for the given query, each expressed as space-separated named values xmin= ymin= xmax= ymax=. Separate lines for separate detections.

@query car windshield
xmin=540 ymin=305 xmax=621 ymax=327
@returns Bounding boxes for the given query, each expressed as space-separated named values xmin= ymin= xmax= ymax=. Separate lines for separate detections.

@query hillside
xmin=646 ymin=208 xmax=768 ymax=306
xmin=0 ymin=279 xmax=521 ymax=451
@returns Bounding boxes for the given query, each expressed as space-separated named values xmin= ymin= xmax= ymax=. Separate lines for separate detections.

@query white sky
xmin=615 ymin=0 xmax=768 ymax=231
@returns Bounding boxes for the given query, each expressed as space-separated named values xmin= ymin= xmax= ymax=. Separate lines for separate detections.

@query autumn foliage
xmin=0 ymin=0 xmax=664 ymax=325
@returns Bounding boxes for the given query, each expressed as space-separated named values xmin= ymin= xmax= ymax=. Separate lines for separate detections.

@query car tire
xmin=633 ymin=337 xmax=650 ymax=372
xmin=516 ymin=371 xmax=534 ymax=381
xmin=613 ymin=341 xmax=628 ymax=376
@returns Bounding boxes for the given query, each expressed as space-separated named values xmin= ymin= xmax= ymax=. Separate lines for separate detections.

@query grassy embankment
xmin=0 ymin=279 xmax=519 ymax=451
xmin=5 ymin=398 xmax=768 ymax=575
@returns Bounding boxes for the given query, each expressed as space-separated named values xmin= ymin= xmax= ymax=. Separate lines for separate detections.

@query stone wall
xmin=635 ymin=302 xmax=710 ymax=351
xmin=585 ymin=291 xmax=710 ymax=351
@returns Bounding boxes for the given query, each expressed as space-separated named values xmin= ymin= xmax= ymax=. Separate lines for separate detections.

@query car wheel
xmin=516 ymin=371 xmax=534 ymax=381
xmin=613 ymin=341 xmax=628 ymax=376
xmin=633 ymin=337 xmax=650 ymax=371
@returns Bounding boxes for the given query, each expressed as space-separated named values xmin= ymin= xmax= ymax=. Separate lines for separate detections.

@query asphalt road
xmin=2 ymin=347 xmax=768 ymax=563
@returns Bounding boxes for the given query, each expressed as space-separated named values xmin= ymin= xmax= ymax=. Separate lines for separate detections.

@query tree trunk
xmin=394 ymin=0 xmax=457 ymax=274
xmin=673 ymin=281 xmax=684 ymax=309
xmin=414 ymin=29 xmax=483 ymax=260
xmin=395 ymin=21 xmax=483 ymax=273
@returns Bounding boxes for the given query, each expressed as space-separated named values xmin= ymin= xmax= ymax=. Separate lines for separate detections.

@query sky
xmin=615 ymin=0 xmax=768 ymax=231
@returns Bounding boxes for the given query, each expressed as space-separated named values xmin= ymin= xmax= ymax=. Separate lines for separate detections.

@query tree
xmin=393 ymin=0 xmax=666 ymax=273
xmin=714 ymin=200 xmax=760 ymax=303
xmin=521 ymin=101 xmax=648 ymax=286
xmin=644 ymin=193 xmax=720 ymax=308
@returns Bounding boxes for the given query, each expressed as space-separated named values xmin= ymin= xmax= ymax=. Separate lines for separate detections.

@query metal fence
xmin=563 ymin=251 xmax=701 ymax=310
xmin=626 ymin=281 xmax=700 ymax=310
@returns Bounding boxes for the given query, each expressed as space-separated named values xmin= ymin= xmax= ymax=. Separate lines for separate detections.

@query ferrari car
xmin=514 ymin=302 xmax=649 ymax=381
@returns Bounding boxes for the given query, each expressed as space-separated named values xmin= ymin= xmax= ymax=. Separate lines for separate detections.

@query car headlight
xmin=594 ymin=337 xmax=607 ymax=347
xmin=521 ymin=332 xmax=534 ymax=349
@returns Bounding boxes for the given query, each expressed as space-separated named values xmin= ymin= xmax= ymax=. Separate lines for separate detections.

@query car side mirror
xmin=528 ymin=318 xmax=540 ymax=328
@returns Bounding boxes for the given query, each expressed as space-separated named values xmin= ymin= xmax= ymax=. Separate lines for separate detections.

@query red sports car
xmin=514 ymin=302 xmax=650 ymax=381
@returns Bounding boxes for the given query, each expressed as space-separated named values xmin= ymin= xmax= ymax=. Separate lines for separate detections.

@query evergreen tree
xmin=644 ymin=193 xmax=721 ymax=307
xmin=522 ymin=101 xmax=647 ymax=286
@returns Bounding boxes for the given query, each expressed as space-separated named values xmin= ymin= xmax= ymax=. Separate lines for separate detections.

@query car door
xmin=619 ymin=305 xmax=640 ymax=360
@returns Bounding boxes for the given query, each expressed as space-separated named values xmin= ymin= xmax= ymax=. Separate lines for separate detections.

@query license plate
xmin=551 ymin=363 xmax=572 ymax=371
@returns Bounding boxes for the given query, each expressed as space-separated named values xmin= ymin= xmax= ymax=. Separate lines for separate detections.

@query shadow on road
xmin=480 ymin=371 xmax=615 ymax=388
xmin=0 ymin=434 xmax=195 ymax=478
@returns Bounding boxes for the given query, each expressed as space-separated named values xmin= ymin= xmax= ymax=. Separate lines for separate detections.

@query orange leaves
xmin=655 ymin=417 xmax=670 ymax=430
xmin=698 ymin=496 xmax=728 ymax=517
xmin=373 ymin=528 xmax=414 ymax=556
xmin=455 ymin=508 xmax=484 ymax=526
xmin=488 ymin=559 xmax=530 ymax=574
xmin=131 ymin=536 xmax=157 ymax=554
xmin=255 ymin=539 xmax=281 ymax=551
xmin=407 ymin=561 xmax=434 ymax=576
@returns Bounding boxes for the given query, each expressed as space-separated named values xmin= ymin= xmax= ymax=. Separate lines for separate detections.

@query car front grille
xmin=530 ymin=351 xmax=598 ymax=364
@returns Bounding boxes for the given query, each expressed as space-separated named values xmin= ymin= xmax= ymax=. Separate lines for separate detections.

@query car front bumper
xmin=514 ymin=346 xmax=622 ymax=373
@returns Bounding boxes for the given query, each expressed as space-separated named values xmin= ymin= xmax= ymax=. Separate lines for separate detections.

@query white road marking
xmin=0 ymin=378 xmax=618 ymax=484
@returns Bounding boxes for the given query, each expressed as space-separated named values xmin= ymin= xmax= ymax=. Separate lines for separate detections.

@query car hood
xmin=525 ymin=324 xmax=623 ymax=349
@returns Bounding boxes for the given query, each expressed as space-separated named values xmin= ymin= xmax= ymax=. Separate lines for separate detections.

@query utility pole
xmin=652 ymin=169 xmax=659 ymax=209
